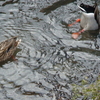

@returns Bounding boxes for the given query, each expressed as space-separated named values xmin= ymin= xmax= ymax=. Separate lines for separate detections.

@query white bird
xmin=69 ymin=3 xmax=99 ymax=39
xmin=78 ymin=3 xmax=99 ymax=31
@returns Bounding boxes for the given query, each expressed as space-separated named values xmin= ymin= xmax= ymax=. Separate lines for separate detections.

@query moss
xmin=72 ymin=76 xmax=100 ymax=100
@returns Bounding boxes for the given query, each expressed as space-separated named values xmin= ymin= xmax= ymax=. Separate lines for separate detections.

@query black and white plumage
xmin=78 ymin=3 xmax=99 ymax=31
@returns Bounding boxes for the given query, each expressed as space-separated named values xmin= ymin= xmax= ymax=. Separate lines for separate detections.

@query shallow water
xmin=0 ymin=0 xmax=100 ymax=100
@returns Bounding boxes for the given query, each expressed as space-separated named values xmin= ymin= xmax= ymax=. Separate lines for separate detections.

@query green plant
xmin=72 ymin=76 xmax=100 ymax=100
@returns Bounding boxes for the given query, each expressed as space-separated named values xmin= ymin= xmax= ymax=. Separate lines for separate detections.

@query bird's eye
xmin=80 ymin=3 xmax=84 ymax=7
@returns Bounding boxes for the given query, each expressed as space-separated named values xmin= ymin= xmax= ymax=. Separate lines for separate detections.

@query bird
xmin=68 ymin=3 xmax=99 ymax=39
xmin=0 ymin=36 xmax=21 ymax=62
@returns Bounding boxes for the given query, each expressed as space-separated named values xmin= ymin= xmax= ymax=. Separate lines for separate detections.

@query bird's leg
xmin=68 ymin=19 xmax=81 ymax=27
xmin=72 ymin=29 xmax=84 ymax=39
xmin=11 ymin=55 xmax=17 ymax=61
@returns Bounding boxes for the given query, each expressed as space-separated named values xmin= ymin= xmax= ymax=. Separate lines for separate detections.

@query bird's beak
xmin=77 ymin=5 xmax=86 ymax=12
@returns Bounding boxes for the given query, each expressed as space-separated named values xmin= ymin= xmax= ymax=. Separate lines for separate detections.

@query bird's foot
xmin=72 ymin=29 xmax=84 ymax=39
xmin=11 ymin=55 xmax=18 ymax=61
xmin=68 ymin=19 xmax=81 ymax=27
